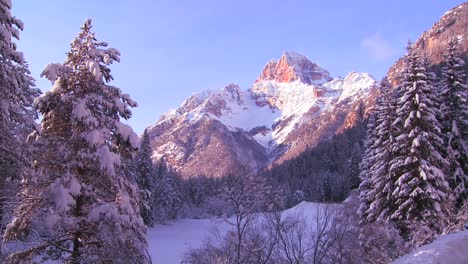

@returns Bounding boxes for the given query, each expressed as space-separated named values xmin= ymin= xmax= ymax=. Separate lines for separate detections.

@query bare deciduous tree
xmin=222 ymin=175 xmax=283 ymax=264
xmin=183 ymin=202 xmax=361 ymax=264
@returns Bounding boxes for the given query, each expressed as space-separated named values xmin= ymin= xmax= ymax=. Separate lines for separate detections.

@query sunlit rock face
xmin=255 ymin=51 xmax=332 ymax=84
xmin=388 ymin=2 xmax=468 ymax=86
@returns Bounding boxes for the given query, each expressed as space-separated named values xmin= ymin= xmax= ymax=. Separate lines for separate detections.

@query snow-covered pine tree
xmin=345 ymin=142 xmax=362 ymax=191
xmin=153 ymin=169 xmax=183 ymax=221
xmin=364 ymin=77 xmax=398 ymax=223
xmin=135 ymin=129 xmax=155 ymax=226
xmin=439 ymin=37 xmax=467 ymax=207
xmin=2 ymin=20 xmax=149 ymax=263
xmin=358 ymin=112 xmax=377 ymax=222
xmin=186 ymin=177 xmax=208 ymax=206
xmin=388 ymin=43 xmax=451 ymax=245
xmin=358 ymin=77 xmax=408 ymax=256
xmin=358 ymin=77 xmax=396 ymax=223
xmin=0 ymin=0 xmax=40 ymax=232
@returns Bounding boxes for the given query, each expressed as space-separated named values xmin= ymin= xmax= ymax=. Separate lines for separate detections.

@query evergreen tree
xmin=3 ymin=20 xmax=149 ymax=263
xmin=388 ymin=43 xmax=451 ymax=244
xmin=185 ymin=177 xmax=209 ymax=206
xmin=362 ymin=77 xmax=398 ymax=223
xmin=358 ymin=112 xmax=377 ymax=222
xmin=135 ymin=129 xmax=155 ymax=226
xmin=439 ymin=37 xmax=467 ymax=207
xmin=150 ymin=161 xmax=185 ymax=221
xmin=153 ymin=169 xmax=183 ymax=221
xmin=345 ymin=142 xmax=362 ymax=190
xmin=0 ymin=0 xmax=40 ymax=231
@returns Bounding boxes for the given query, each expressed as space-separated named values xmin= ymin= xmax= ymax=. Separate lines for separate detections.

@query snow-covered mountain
xmin=147 ymin=52 xmax=377 ymax=178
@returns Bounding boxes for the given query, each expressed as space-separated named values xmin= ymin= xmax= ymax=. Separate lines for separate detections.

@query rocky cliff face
xmin=388 ymin=2 xmax=468 ymax=85
xmin=147 ymin=52 xmax=376 ymax=178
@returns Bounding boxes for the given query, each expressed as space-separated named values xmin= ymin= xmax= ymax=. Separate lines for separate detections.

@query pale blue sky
xmin=13 ymin=0 xmax=465 ymax=134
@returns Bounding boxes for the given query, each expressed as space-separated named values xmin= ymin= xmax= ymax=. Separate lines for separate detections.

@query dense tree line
xmin=359 ymin=40 xmax=467 ymax=251
xmin=133 ymin=150 xmax=286 ymax=223
xmin=259 ymin=119 xmax=367 ymax=206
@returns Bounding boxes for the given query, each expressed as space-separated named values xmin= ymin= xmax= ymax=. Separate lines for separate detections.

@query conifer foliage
xmin=2 ymin=20 xmax=149 ymax=263
xmin=359 ymin=42 xmax=463 ymax=247
xmin=135 ymin=129 xmax=156 ymax=226
xmin=359 ymin=77 xmax=396 ymax=223
xmin=388 ymin=43 xmax=451 ymax=242
xmin=153 ymin=164 xmax=183 ymax=221
xmin=439 ymin=37 xmax=467 ymax=205
xmin=0 ymin=0 xmax=40 ymax=229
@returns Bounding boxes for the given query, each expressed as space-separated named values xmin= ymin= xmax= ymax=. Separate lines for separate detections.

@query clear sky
xmin=12 ymin=0 xmax=465 ymax=134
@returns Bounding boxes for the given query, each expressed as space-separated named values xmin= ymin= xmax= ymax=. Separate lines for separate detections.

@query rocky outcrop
xmin=148 ymin=117 xmax=268 ymax=178
xmin=388 ymin=3 xmax=468 ymax=85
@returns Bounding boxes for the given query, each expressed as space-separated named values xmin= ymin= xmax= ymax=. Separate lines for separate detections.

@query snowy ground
xmin=147 ymin=201 xmax=322 ymax=264
xmin=393 ymin=230 xmax=468 ymax=264
xmin=148 ymin=202 xmax=468 ymax=264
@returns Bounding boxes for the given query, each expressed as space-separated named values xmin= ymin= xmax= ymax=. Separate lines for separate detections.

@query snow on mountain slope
xmin=151 ymin=84 xmax=278 ymax=134
xmin=251 ymin=71 xmax=376 ymax=145
xmin=329 ymin=72 xmax=376 ymax=102
xmin=212 ymin=87 xmax=280 ymax=133
xmin=146 ymin=52 xmax=377 ymax=178
xmin=251 ymin=80 xmax=330 ymax=144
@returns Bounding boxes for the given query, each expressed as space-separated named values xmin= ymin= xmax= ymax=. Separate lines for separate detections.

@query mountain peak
xmin=255 ymin=52 xmax=332 ymax=84
xmin=281 ymin=51 xmax=309 ymax=64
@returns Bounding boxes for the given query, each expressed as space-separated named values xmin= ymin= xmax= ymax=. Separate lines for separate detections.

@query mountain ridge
xmin=147 ymin=52 xmax=377 ymax=178
xmin=388 ymin=2 xmax=468 ymax=85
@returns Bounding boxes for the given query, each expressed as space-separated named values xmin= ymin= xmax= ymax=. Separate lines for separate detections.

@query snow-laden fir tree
xmin=0 ymin=0 xmax=40 ymax=231
xmin=388 ymin=43 xmax=451 ymax=245
xmin=185 ymin=177 xmax=209 ymax=206
xmin=358 ymin=112 xmax=377 ymax=222
xmin=345 ymin=142 xmax=362 ymax=191
xmin=2 ymin=20 xmax=149 ymax=263
xmin=439 ymin=37 xmax=467 ymax=207
xmin=358 ymin=78 xmax=407 ymax=256
xmin=135 ymin=129 xmax=155 ymax=226
xmin=359 ymin=78 xmax=398 ymax=223
xmin=153 ymin=167 xmax=183 ymax=221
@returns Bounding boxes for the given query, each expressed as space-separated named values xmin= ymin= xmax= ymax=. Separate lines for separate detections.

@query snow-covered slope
xmin=147 ymin=201 xmax=329 ymax=264
xmin=147 ymin=52 xmax=377 ymax=178
xmin=392 ymin=230 xmax=468 ymax=264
